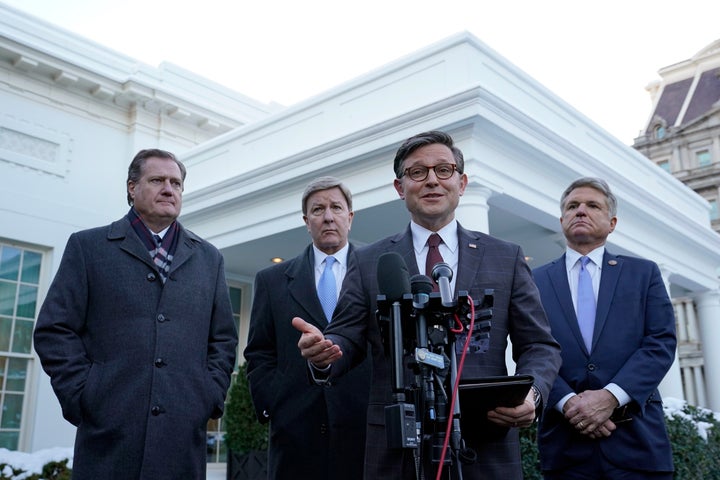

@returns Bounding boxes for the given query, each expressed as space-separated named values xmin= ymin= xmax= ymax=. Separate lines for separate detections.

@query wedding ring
xmin=578 ymin=421 xmax=584 ymax=429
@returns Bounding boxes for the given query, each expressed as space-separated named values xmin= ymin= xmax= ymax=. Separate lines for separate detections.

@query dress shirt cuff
xmin=308 ymin=360 xmax=332 ymax=385
xmin=555 ymin=393 xmax=576 ymax=413
xmin=604 ymin=383 xmax=630 ymax=407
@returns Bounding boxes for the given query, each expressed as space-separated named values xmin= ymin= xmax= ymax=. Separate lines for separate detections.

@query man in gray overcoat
xmin=34 ymin=148 xmax=238 ymax=480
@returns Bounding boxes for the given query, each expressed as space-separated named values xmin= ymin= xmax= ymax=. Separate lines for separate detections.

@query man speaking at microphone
xmin=292 ymin=130 xmax=561 ymax=479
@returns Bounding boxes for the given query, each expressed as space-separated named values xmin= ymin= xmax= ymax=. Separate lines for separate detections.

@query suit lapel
xmin=455 ymin=226 xmax=487 ymax=294
xmin=547 ymin=256 xmax=589 ymax=354
xmin=390 ymin=226 xmax=419 ymax=276
xmin=593 ymin=250 xmax=622 ymax=348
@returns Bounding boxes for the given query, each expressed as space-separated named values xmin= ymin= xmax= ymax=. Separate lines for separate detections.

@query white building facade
xmin=1 ymin=2 xmax=719 ymax=473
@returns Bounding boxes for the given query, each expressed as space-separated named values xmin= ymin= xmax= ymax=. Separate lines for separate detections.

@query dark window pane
xmin=16 ymin=285 xmax=38 ymax=319
xmin=12 ymin=319 xmax=33 ymax=354
xmin=0 ymin=318 xmax=10 ymax=351
xmin=0 ymin=281 xmax=15 ymax=316
xmin=21 ymin=251 xmax=41 ymax=284
xmin=0 ymin=356 xmax=6 ymax=387
xmin=0 ymin=393 xmax=23 ymax=428
xmin=229 ymin=286 xmax=242 ymax=314
xmin=6 ymin=357 xmax=27 ymax=391
xmin=0 ymin=431 xmax=18 ymax=450
xmin=0 ymin=247 xmax=20 ymax=281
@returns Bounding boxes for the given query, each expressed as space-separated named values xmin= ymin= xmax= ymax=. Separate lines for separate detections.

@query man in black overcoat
xmin=245 ymin=176 xmax=371 ymax=480
xmin=34 ymin=149 xmax=238 ymax=480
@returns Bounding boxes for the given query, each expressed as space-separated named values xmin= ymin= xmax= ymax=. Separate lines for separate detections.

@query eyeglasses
xmin=401 ymin=163 xmax=458 ymax=182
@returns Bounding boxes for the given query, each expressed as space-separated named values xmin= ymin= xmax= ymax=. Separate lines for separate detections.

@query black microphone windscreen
xmin=377 ymin=252 xmax=411 ymax=302
xmin=410 ymin=274 xmax=433 ymax=295
xmin=431 ymin=262 xmax=453 ymax=282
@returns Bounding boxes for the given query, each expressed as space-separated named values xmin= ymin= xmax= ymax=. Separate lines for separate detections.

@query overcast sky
xmin=3 ymin=0 xmax=719 ymax=145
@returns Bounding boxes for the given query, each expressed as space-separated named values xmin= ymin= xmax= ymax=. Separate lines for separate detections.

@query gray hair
xmin=301 ymin=176 xmax=353 ymax=215
xmin=560 ymin=177 xmax=617 ymax=217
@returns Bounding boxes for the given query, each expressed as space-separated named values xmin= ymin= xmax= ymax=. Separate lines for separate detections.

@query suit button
xmin=151 ymin=406 xmax=162 ymax=416
xmin=146 ymin=272 xmax=157 ymax=282
xmin=320 ymin=423 xmax=328 ymax=434
xmin=154 ymin=358 xmax=165 ymax=367
xmin=157 ymin=314 xmax=165 ymax=322
xmin=587 ymin=363 xmax=596 ymax=371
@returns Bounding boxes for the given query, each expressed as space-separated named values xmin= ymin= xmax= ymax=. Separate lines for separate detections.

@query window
xmin=696 ymin=150 xmax=712 ymax=167
xmin=206 ymin=284 xmax=243 ymax=464
xmin=657 ymin=160 xmax=670 ymax=172
xmin=654 ymin=125 xmax=666 ymax=140
xmin=0 ymin=243 xmax=42 ymax=450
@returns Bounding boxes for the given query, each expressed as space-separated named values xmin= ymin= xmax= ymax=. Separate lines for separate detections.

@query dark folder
xmin=458 ymin=374 xmax=534 ymax=442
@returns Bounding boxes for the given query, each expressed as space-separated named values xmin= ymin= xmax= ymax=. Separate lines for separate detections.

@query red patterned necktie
xmin=425 ymin=233 xmax=444 ymax=292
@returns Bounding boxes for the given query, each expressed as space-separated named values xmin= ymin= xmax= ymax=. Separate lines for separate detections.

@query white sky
xmin=3 ymin=0 xmax=720 ymax=145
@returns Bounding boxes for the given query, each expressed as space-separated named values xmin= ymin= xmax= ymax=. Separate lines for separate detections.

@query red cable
xmin=435 ymin=296 xmax=475 ymax=480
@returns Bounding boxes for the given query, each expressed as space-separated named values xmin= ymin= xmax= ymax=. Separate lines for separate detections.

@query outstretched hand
xmin=291 ymin=317 xmax=342 ymax=368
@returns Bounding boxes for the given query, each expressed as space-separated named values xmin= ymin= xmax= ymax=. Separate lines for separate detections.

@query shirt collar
xmin=410 ymin=219 xmax=459 ymax=254
xmin=312 ymin=243 xmax=350 ymax=269
xmin=565 ymin=245 xmax=605 ymax=271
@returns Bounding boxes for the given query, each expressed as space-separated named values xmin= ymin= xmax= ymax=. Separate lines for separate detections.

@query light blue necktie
xmin=577 ymin=256 xmax=596 ymax=352
xmin=318 ymin=256 xmax=337 ymax=322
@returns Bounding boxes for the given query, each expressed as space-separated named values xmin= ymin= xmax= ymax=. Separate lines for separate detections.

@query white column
xmin=455 ymin=185 xmax=514 ymax=370
xmin=658 ymin=266 xmax=684 ymax=400
xmin=695 ymin=290 xmax=720 ymax=411
xmin=454 ymin=183 xmax=492 ymax=234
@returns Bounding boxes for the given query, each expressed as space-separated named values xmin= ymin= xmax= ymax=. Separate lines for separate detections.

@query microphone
xmin=377 ymin=252 xmax=411 ymax=302
xmin=410 ymin=274 xmax=432 ymax=347
xmin=410 ymin=274 xmax=433 ymax=309
xmin=431 ymin=262 xmax=454 ymax=307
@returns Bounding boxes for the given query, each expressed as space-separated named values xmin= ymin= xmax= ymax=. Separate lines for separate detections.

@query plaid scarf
xmin=127 ymin=208 xmax=179 ymax=283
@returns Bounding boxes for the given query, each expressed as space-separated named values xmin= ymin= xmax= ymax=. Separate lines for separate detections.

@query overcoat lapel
xmin=110 ymin=218 xmax=156 ymax=270
xmin=287 ymin=245 xmax=327 ymax=329
xmin=168 ymin=227 xmax=199 ymax=274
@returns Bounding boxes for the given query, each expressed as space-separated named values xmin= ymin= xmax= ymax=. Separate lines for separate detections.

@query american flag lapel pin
xmin=608 ymin=260 xmax=618 ymax=266
xmin=469 ymin=243 xmax=477 ymax=249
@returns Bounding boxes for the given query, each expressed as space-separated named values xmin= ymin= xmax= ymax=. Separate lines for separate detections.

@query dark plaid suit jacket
xmin=324 ymin=223 xmax=561 ymax=480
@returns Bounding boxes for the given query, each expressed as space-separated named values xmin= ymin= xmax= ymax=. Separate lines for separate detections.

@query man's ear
xmin=394 ymin=178 xmax=405 ymax=199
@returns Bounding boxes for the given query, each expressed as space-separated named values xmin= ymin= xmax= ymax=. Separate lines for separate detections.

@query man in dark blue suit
xmin=293 ymin=131 xmax=561 ymax=479
xmin=533 ymin=177 xmax=676 ymax=479
xmin=245 ymin=176 xmax=370 ymax=480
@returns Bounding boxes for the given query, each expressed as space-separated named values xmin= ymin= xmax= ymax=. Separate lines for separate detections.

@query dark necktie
xmin=425 ymin=233 xmax=444 ymax=292
xmin=577 ymin=256 xmax=596 ymax=352
xmin=318 ymin=256 xmax=337 ymax=321
xmin=152 ymin=234 xmax=170 ymax=283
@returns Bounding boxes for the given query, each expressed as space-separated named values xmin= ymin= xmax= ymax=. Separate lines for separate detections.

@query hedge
xmin=520 ymin=398 xmax=720 ymax=479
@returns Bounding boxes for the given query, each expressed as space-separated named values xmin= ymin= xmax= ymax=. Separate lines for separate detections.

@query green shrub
xmin=520 ymin=400 xmax=720 ymax=479
xmin=0 ymin=454 xmax=71 ymax=480
xmin=223 ymin=362 xmax=269 ymax=454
